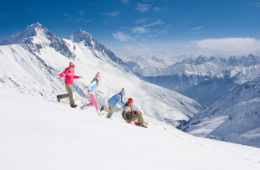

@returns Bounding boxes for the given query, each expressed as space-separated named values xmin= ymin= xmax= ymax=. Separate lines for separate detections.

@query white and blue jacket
xmin=88 ymin=78 xmax=99 ymax=94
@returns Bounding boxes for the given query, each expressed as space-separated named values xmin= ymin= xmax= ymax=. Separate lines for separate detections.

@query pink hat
xmin=95 ymin=72 xmax=101 ymax=80
xmin=69 ymin=61 xmax=75 ymax=68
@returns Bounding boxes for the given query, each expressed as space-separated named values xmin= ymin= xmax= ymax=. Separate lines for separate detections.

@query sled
xmin=134 ymin=121 xmax=148 ymax=128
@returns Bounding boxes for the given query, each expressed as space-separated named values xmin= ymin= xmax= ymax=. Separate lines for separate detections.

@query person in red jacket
xmin=122 ymin=98 xmax=147 ymax=128
xmin=57 ymin=61 xmax=80 ymax=108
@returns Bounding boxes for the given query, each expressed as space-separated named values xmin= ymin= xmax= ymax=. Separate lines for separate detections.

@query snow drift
xmin=0 ymin=88 xmax=259 ymax=170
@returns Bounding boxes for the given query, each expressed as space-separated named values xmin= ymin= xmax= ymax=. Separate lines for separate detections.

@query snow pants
xmin=124 ymin=111 xmax=144 ymax=125
xmin=87 ymin=93 xmax=99 ymax=110
xmin=103 ymin=104 xmax=115 ymax=118
xmin=57 ymin=84 xmax=75 ymax=106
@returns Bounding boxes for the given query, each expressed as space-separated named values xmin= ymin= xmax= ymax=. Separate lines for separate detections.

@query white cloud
xmin=145 ymin=20 xmax=164 ymax=27
xmin=64 ymin=13 xmax=92 ymax=23
xmin=78 ymin=11 xmax=85 ymax=16
xmin=136 ymin=4 xmax=152 ymax=13
xmin=102 ymin=11 xmax=120 ymax=17
xmin=148 ymin=25 xmax=171 ymax=37
xmin=192 ymin=38 xmax=260 ymax=56
xmin=251 ymin=2 xmax=260 ymax=7
xmin=191 ymin=26 xmax=202 ymax=31
xmin=108 ymin=38 xmax=260 ymax=59
xmin=192 ymin=32 xmax=201 ymax=35
xmin=136 ymin=18 xmax=148 ymax=24
xmin=132 ymin=27 xmax=149 ymax=34
xmin=132 ymin=20 xmax=165 ymax=34
xmin=121 ymin=0 xmax=129 ymax=4
xmin=109 ymin=43 xmax=162 ymax=58
xmin=153 ymin=7 xmax=161 ymax=12
xmin=112 ymin=32 xmax=135 ymax=42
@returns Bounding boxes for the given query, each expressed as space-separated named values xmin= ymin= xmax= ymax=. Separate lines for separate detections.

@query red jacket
xmin=59 ymin=68 xmax=79 ymax=84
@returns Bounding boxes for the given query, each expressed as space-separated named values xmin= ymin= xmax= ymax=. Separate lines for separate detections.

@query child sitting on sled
xmin=122 ymin=98 xmax=148 ymax=128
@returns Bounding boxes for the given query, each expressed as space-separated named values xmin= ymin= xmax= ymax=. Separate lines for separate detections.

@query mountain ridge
xmin=183 ymin=78 xmax=260 ymax=148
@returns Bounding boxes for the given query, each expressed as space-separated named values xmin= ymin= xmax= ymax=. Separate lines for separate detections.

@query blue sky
xmin=1 ymin=0 xmax=260 ymax=57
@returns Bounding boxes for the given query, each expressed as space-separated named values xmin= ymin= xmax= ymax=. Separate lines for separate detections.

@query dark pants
xmin=57 ymin=84 xmax=75 ymax=106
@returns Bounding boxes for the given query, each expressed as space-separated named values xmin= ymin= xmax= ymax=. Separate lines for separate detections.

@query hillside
xmin=184 ymin=78 xmax=260 ymax=147
xmin=0 ymin=88 xmax=260 ymax=170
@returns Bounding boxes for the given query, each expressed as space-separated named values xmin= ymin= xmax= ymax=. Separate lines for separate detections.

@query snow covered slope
xmin=0 ymin=88 xmax=260 ymax=170
xmin=0 ymin=23 xmax=202 ymax=127
xmin=184 ymin=78 xmax=260 ymax=148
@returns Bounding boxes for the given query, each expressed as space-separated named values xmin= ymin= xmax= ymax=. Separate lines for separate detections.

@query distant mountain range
xmin=121 ymin=51 xmax=260 ymax=148
xmin=123 ymin=55 xmax=260 ymax=106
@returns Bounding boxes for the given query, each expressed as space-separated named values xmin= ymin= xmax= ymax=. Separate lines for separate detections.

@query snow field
xmin=0 ymin=88 xmax=260 ymax=170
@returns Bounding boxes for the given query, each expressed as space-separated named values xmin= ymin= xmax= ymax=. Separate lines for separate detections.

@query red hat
xmin=69 ymin=61 xmax=75 ymax=68
xmin=128 ymin=98 xmax=134 ymax=103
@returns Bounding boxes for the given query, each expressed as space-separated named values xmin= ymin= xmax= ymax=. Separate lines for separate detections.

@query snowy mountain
xmin=68 ymin=29 xmax=126 ymax=67
xmin=122 ymin=55 xmax=178 ymax=76
xmin=183 ymin=78 xmax=260 ymax=148
xmin=0 ymin=22 xmax=75 ymax=59
xmin=0 ymin=23 xmax=202 ymax=127
xmin=125 ymin=55 xmax=260 ymax=106
xmin=132 ymin=55 xmax=260 ymax=78
xmin=1 ymin=88 xmax=260 ymax=170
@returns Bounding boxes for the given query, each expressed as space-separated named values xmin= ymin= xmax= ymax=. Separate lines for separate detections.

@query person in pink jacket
xmin=57 ymin=61 xmax=80 ymax=108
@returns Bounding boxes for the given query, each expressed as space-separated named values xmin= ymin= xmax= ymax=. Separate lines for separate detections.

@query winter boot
xmin=57 ymin=96 xmax=60 ymax=102
xmin=81 ymin=105 xmax=86 ymax=110
xmin=96 ymin=110 xmax=102 ymax=116
xmin=71 ymin=104 xmax=77 ymax=108
xmin=140 ymin=122 xmax=148 ymax=128
xmin=100 ymin=106 xmax=104 ymax=112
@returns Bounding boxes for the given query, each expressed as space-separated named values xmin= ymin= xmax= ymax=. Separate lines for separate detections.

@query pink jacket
xmin=59 ymin=68 xmax=79 ymax=84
